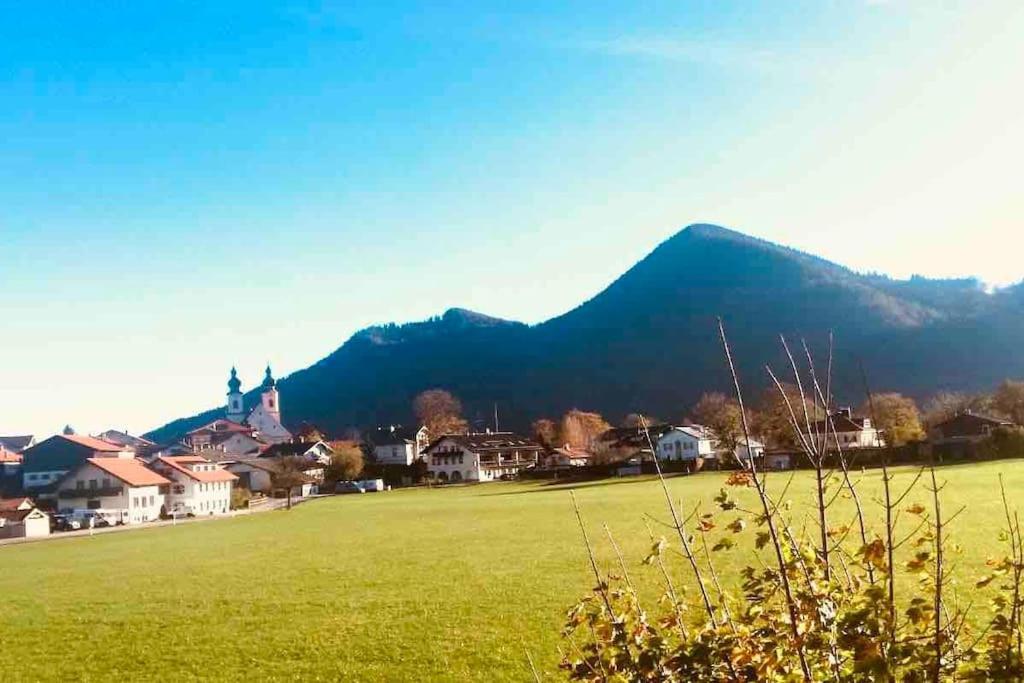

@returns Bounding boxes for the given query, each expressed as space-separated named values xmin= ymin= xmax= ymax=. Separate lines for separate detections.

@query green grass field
xmin=2 ymin=460 xmax=1022 ymax=681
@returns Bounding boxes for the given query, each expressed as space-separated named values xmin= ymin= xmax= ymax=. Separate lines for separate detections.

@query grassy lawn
xmin=2 ymin=460 xmax=1022 ymax=681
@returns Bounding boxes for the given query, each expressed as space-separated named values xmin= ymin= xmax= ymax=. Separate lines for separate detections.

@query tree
xmin=559 ymin=409 xmax=611 ymax=451
xmin=325 ymin=441 xmax=364 ymax=483
xmin=531 ymin=418 xmax=559 ymax=448
xmin=622 ymin=413 xmax=661 ymax=429
xmin=860 ymin=392 xmax=924 ymax=447
xmin=270 ymin=456 xmax=310 ymax=510
xmin=922 ymin=391 xmax=994 ymax=428
xmin=414 ymin=389 xmax=469 ymax=436
xmin=692 ymin=393 xmax=743 ymax=454
xmin=994 ymin=380 xmax=1024 ymax=425
xmin=751 ymin=383 xmax=817 ymax=449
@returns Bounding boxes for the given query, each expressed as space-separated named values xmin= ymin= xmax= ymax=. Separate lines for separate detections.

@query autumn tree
xmin=559 ymin=409 xmax=611 ymax=451
xmin=325 ymin=441 xmax=364 ymax=483
xmin=860 ymin=392 xmax=924 ymax=446
xmin=531 ymin=418 xmax=559 ymax=448
xmin=413 ymin=389 xmax=468 ymax=436
xmin=994 ymin=380 xmax=1024 ymax=425
xmin=692 ymin=393 xmax=743 ymax=454
xmin=751 ymin=382 xmax=817 ymax=449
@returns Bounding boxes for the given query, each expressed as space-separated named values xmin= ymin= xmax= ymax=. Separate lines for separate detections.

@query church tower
xmin=260 ymin=364 xmax=281 ymax=423
xmin=226 ymin=366 xmax=245 ymax=422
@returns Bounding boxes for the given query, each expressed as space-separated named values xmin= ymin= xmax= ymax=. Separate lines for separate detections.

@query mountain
xmin=145 ymin=224 xmax=1024 ymax=443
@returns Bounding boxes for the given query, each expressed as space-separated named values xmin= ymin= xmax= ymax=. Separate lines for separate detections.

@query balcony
xmin=59 ymin=487 xmax=124 ymax=499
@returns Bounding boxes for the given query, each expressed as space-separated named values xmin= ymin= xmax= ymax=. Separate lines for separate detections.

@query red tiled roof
xmin=157 ymin=456 xmax=237 ymax=483
xmin=62 ymin=434 xmax=125 ymax=452
xmin=0 ymin=497 xmax=33 ymax=512
xmin=86 ymin=458 xmax=171 ymax=487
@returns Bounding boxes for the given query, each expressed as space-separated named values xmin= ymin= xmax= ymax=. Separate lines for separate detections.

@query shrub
xmin=559 ymin=326 xmax=1024 ymax=681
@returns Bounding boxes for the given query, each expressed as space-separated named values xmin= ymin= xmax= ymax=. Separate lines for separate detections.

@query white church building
xmin=223 ymin=365 xmax=292 ymax=444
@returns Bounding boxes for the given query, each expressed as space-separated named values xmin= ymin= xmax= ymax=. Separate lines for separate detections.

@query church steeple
xmin=260 ymin=363 xmax=281 ymax=422
xmin=226 ymin=366 xmax=245 ymax=422
xmin=261 ymin=364 xmax=277 ymax=390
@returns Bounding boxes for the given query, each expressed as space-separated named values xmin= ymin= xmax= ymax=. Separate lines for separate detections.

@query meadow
xmin=2 ymin=460 xmax=1022 ymax=682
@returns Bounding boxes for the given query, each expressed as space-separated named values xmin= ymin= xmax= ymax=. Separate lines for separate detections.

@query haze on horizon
xmin=2 ymin=1 xmax=1022 ymax=439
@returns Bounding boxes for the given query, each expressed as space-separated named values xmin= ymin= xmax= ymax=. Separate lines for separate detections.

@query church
xmin=223 ymin=365 xmax=292 ymax=444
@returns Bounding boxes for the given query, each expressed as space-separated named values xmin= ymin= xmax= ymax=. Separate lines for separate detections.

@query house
xmin=21 ymin=434 xmax=134 ymax=492
xmin=185 ymin=420 xmax=268 ymax=460
xmin=734 ymin=437 xmax=767 ymax=466
xmin=259 ymin=440 xmax=333 ymax=465
xmin=149 ymin=456 xmax=236 ymax=516
xmin=545 ymin=446 xmax=594 ymax=469
xmin=929 ymin=411 xmax=1015 ymax=445
xmin=225 ymin=458 xmax=319 ymax=497
xmin=54 ymin=457 xmax=171 ymax=524
xmin=424 ymin=432 xmax=544 ymax=483
xmin=0 ymin=435 xmax=35 ymax=453
xmin=656 ymin=426 xmax=716 ymax=462
xmin=370 ymin=425 xmax=429 ymax=466
xmin=598 ymin=424 xmax=674 ymax=461
xmin=223 ymin=365 xmax=292 ymax=444
xmin=810 ymin=408 xmax=883 ymax=449
xmin=0 ymin=497 xmax=50 ymax=539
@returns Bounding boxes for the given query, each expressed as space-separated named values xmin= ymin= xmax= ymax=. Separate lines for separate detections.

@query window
xmin=76 ymin=480 xmax=85 ymax=490
xmin=459 ymin=455 xmax=464 ymax=464
xmin=149 ymin=495 xmax=154 ymax=506
xmin=89 ymin=479 xmax=98 ymax=489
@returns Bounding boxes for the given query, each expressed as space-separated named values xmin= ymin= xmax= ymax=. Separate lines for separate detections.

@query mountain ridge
xmin=145 ymin=223 xmax=1024 ymax=444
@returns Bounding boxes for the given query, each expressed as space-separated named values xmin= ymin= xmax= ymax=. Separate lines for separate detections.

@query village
xmin=2 ymin=363 xmax=1016 ymax=543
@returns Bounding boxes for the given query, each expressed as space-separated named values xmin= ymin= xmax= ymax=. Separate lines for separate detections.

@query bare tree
xmin=692 ymin=392 xmax=743 ymax=456
xmin=994 ymin=380 xmax=1024 ymax=425
xmin=531 ymin=418 xmax=559 ymax=448
xmin=270 ymin=456 xmax=310 ymax=510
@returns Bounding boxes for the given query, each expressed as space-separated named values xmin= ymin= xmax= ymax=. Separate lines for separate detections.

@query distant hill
xmin=145 ymin=224 xmax=1024 ymax=443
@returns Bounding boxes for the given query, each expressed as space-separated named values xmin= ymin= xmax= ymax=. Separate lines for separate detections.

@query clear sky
xmin=2 ymin=1 xmax=1022 ymax=439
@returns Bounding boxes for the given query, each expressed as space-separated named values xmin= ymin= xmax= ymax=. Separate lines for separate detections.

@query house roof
xmin=95 ymin=430 xmax=156 ymax=449
xmin=810 ymin=414 xmax=871 ymax=434
xmin=155 ymin=456 xmax=238 ymax=483
xmin=259 ymin=441 xmax=327 ymax=458
xmin=371 ymin=426 xmax=418 ymax=446
xmin=84 ymin=458 xmax=171 ymax=487
xmin=0 ymin=508 xmax=44 ymax=523
xmin=552 ymin=447 xmax=593 ymax=459
xmin=228 ymin=458 xmax=316 ymax=483
xmin=0 ymin=497 xmax=33 ymax=512
xmin=62 ymin=434 xmax=125 ymax=452
xmin=187 ymin=420 xmax=255 ymax=437
xmin=0 ymin=435 xmax=34 ymax=452
xmin=425 ymin=432 xmax=544 ymax=454
xmin=599 ymin=424 xmax=674 ymax=449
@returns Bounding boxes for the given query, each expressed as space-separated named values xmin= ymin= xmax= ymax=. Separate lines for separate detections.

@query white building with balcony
xmin=425 ymin=432 xmax=544 ymax=483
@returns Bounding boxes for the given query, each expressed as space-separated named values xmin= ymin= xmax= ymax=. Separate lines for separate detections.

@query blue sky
xmin=2 ymin=1 xmax=1022 ymax=438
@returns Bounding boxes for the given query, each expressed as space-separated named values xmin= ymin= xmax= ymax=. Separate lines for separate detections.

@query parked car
xmin=359 ymin=478 xmax=385 ymax=492
xmin=335 ymin=481 xmax=365 ymax=495
xmin=52 ymin=514 xmax=81 ymax=532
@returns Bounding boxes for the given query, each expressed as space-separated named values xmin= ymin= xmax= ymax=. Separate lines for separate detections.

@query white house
xmin=0 ymin=497 xmax=50 ymax=539
xmin=150 ymin=456 xmax=236 ymax=516
xmin=810 ymin=408 xmax=883 ymax=449
xmin=425 ymin=433 xmax=544 ymax=483
xmin=656 ymin=426 xmax=716 ymax=462
xmin=54 ymin=457 xmax=171 ymax=524
xmin=260 ymin=440 xmax=333 ymax=465
xmin=371 ymin=425 xmax=429 ymax=466
xmin=545 ymin=447 xmax=593 ymax=469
